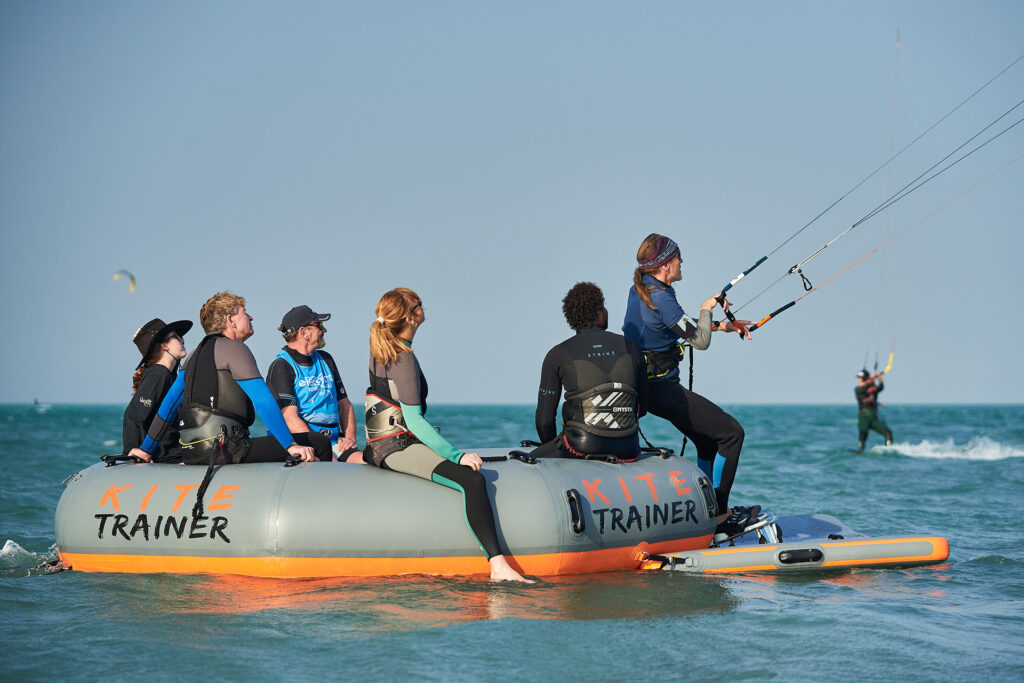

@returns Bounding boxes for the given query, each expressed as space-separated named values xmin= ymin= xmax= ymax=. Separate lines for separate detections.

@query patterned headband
xmin=637 ymin=234 xmax=680 ymax=270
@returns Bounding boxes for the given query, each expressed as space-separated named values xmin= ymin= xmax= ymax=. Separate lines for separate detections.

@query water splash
xmin=1 ymin=540 xmax=62 ymax=576
xmin=879 ymin=436 xmax=1024 ymax=461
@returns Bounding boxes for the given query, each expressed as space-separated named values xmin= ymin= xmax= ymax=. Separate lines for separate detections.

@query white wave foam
xmin=878 ymin=436 xmax=1024 ymax=461
xmin=1 ymin=539 xmax=35 ymax=566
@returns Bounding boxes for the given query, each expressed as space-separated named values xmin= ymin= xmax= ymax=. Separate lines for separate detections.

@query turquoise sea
xmin=2 ymin=403 xmax=1023 ymax=681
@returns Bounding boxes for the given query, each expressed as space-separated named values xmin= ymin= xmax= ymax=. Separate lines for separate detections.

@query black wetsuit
xmin=122 ymin=364 xmax=179 ymax=460
xmin=532 ymin=326 xmax=648 ymax=460
xmin=364 ymin=347 xmax=503 ymax=559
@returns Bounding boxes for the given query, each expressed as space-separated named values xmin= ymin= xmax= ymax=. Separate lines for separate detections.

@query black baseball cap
xmin=281 ymin=305 xmax=330 ymax=335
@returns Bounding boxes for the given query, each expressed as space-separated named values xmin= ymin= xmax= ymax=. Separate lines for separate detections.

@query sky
xmin=1 ymin=1 xmax=1022 ymax=405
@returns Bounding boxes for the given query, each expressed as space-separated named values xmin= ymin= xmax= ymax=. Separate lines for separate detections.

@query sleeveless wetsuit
xmin=364 ymin=346 xmax=503 ymax=559
xmin=139 ymin=335 xmax=331 ymax=464
xmin=532 ymin=326 xmax=647 ymax=460
xmin=623 ymin=274 xmax=745 ymax=513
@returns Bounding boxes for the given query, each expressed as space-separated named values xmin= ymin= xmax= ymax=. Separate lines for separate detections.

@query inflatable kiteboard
xmin=641 ymin=510 xmax=949 ymax=574
xmin=55 ymin=447 xmax=721 ymax=578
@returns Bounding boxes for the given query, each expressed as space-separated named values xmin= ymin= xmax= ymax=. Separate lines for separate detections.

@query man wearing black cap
xmin=854 ymin=369 xmax=893 ymax=452
xmin=266 ymin=305 xmax=362 ymax=462
xmin=121 ymin=317 xmax=192 ymax=459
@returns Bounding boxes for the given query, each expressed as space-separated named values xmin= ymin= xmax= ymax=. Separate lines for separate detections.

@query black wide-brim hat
xmin=133 ymin=318 xmax=193 ymax=369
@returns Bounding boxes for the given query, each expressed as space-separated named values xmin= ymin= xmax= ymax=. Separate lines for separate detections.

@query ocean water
xmin=2 ymin=403 xmax=1023 ymax=681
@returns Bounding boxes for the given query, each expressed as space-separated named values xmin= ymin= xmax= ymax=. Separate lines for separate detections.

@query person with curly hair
xmin=531 ymin=282 xmax=647 ymax=461
xmin=623 ymin=233 xmax=756 ymax=534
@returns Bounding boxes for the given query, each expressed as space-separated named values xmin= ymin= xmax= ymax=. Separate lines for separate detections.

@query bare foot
xmin=488 ymin=555 xmax=535 ymax=583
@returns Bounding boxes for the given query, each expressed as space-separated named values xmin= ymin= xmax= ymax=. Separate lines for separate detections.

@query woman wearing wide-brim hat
xmin=121 ymin=318 xmax=193 ymax=458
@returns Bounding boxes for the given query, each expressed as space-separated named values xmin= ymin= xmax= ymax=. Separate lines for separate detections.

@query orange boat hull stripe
xmin=59 ymin=534 xmax=714 ymax=577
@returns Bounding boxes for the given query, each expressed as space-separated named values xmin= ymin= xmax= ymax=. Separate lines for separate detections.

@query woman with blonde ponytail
xmin=623 ymin=233 xmax=760 ymax=536
xmin=121 ymin=318 xmax=192 ymax=459
xmin=364 ymin=288 xmax=533 ymax=583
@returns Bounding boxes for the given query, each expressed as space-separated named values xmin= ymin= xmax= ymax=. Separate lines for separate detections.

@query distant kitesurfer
xmin=854 ymin=369 xmax=893 ymax=451
xmin=266 ymin=305 xmax=363 ymax=463
xmin=121 ymin=317 xmax=192 ymax=460
xmin=363 ymin=287 xmax=533 ymax=583
xmin=128 ymin=292 xmax=331 ymax=465
xmin=622 ymin=233 xmax=756 ymax=535
xmin=532 ymin=282 xmax=648 ymax=460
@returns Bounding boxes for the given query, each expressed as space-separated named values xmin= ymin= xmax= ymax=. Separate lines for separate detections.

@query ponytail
xmin=634 ymin=234 xmax=666 ymax=309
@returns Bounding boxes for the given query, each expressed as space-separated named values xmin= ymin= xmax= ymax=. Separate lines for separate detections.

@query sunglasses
xmin=305 ymin=321 xmax=325 ymax=330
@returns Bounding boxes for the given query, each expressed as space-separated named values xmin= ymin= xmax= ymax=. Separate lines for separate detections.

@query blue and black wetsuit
xmin=363 ymin=345 xmax=503 ymax=559
xmin=623 ymin=274 xmax=745 ymax=513
xmin=139 ymin=334 xmax=331 ymax=464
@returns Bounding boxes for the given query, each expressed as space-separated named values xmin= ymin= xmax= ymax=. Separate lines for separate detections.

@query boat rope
xmin=192 ymin=427 xmax=226 ymax=519
xmin=716 ymin=50 xmax=1024 ymax=300
xmin=736 ymin=109 xmax=1024 ymax=315
xmin=744 ymin=152 xmax=1024 ymax=332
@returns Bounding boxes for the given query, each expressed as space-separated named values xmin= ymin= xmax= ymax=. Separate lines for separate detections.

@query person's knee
xmin=725 ymin=417 xmax=745 ymax=449
xmin=463 ymin=468 xmax=486 ymax=491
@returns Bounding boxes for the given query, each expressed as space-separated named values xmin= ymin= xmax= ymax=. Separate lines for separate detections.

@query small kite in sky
xmin=113 ymin=269 xmax=136 ymax=293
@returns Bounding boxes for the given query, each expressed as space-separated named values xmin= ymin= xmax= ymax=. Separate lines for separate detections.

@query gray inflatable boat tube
xmin=56 ymin=448 xmax=719 ymax=578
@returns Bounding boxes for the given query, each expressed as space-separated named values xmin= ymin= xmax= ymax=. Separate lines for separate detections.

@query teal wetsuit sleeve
xmin=140 ymin=372 xmax=185 ymax=454
xmin=238 ymin=378 xmax=296 ymax=450
xmin=400 ymin=401 xmax=463 ymax=463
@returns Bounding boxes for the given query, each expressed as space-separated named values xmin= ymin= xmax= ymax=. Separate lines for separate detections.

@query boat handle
xmin=566 ymin=489 xmax=585 ymax=534
xmin=697 ymin=476 xmax=718 ymax=517
xmin=100 ymin=454 xmax=143 ymax=467
xmin=778 ymin=548 xmax=824 ymax=564
xmin=509 ymin=450 xmax=537 ymax=465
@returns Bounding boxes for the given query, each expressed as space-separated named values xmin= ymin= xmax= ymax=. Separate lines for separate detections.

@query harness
xmin=562 ymin=382 xmax=639 ymax=438
xmin=363 ymin=371 xmax=420 ymax=467
xmin=641 ymin=342 xmax=687 ymax=380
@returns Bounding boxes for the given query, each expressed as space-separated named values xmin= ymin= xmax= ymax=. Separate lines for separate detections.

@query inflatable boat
xmin=641 ymin=511 xmax=949 ymax=574
xmin=55 ymin=448 xmax=721 ymax=578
